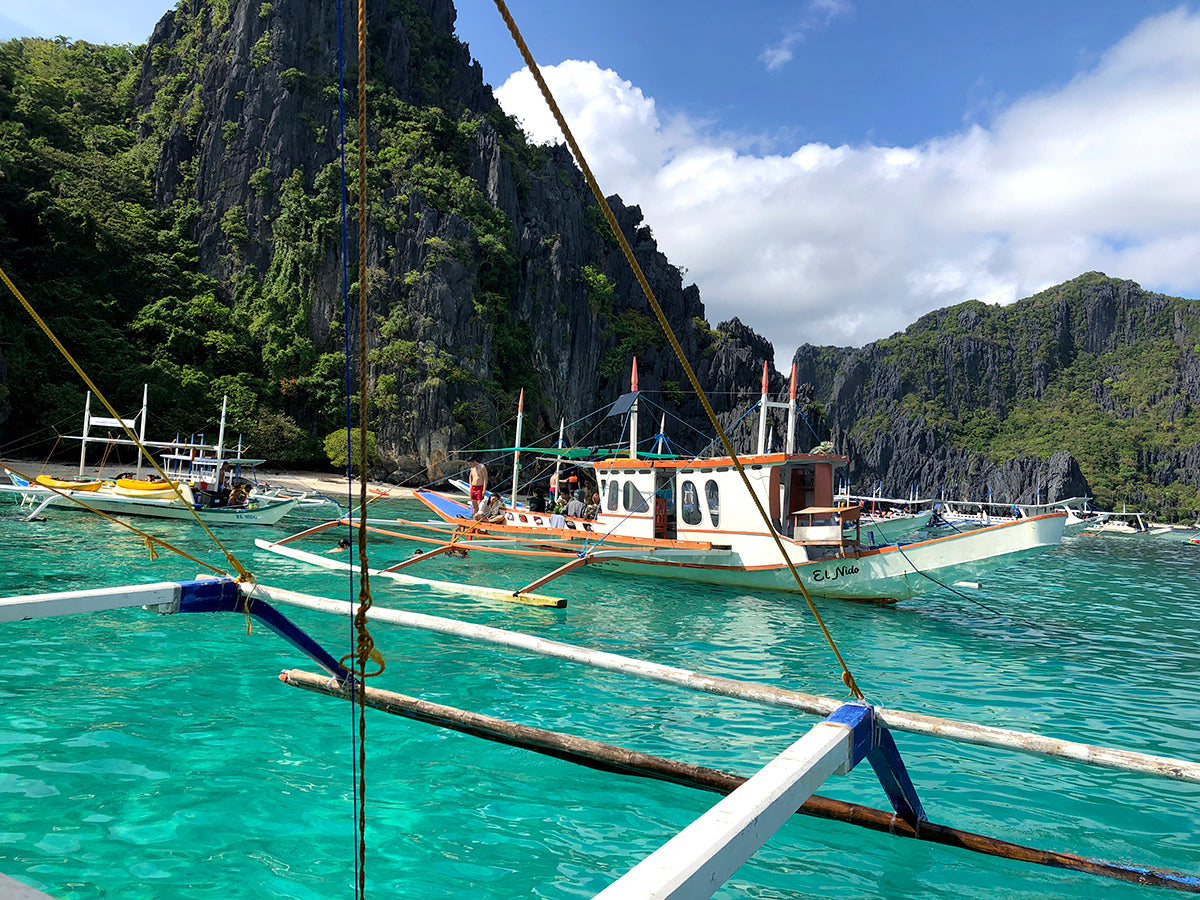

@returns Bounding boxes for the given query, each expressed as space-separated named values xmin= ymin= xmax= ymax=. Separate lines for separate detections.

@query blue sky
xmin=3 ymin=1 xmax=1200 ymax=358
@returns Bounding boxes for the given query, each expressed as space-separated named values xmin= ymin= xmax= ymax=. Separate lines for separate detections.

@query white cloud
xmin=495 ymin=8 xmax=1200 ymax=362
xmin=760 ymin=0 xmax=854 ymax=72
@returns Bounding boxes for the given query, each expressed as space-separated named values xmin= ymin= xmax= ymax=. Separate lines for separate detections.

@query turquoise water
xmin=1 ymin=501 xmax=1198 ymax=898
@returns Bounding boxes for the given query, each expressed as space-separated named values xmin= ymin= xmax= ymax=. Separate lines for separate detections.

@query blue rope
xmin=794 ymin=400 xmax=822 ymax=445
xmin=335 ymin=0 xmax=360 ymax=883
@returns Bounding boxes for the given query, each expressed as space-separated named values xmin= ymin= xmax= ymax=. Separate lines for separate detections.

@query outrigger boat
xmin=4 ymin=469 xmax=298 ymax=525
xmin=262 ymin=362 xmax=1068 ymax=603
xmin=1 ymin=387 xmax=298 ymax=525
xmin=831 ymin=488 xmax=934 ymax=545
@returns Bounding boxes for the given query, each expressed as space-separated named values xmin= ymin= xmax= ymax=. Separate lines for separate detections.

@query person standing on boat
xmin=529 ymin=487 xmax=548 ymax=513
xmin=468 ymin=459 xmax=488 ymax=516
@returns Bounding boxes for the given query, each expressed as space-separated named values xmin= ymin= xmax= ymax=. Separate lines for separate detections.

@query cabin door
xmin=785 ymin=465 xmax=815 ymax=516
xmin=655 ymin=473 xmax=677 ymax=540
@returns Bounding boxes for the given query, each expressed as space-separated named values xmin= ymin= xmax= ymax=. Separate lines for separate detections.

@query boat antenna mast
xmin=757 ymin=361 xmax=796 ymax=455
xmin=628 ymin=357 xmax=639 ymax=459
xmin=509 ymin=388 xmax=525 ymax=508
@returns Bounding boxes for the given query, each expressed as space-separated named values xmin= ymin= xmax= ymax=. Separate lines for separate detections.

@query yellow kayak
xmin=114 ymin=478 xmax=179 ymax=491
xmin=35 ymin=475 xmax=103 ymax=492
xmin=107 ymin=483 xmax=192 ymax=502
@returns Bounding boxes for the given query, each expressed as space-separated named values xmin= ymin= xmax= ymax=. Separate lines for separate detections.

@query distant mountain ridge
xmin=794 ymin=273 xmax=1200 ymax=517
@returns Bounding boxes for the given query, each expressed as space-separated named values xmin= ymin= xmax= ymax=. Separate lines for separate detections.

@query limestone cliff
xmin=131 ymin=0 xmax=779 ymax=479
xmin=792 ymin=273 xmax=1200 ymax=515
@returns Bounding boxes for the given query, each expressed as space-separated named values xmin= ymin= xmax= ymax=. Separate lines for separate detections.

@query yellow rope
xmin=0 ymin=263 xmax=255 ymax=585
xmin=3 ymin=462 xmax=227 ymax=576
xmin=491 ymin=0 xmax=864 ymax=699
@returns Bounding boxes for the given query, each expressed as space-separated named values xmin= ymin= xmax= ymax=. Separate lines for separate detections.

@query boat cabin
xmin=592 ymin=452 xmax=848 ymax=543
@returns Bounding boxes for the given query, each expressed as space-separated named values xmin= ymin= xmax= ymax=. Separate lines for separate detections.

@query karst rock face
xmin=791 ymin=274 xmax=1200 ymax=504
xmin=0 ymin=343 xmax=8 ymax=430
xmin=133 ymin=0 xmax=790 ymax=480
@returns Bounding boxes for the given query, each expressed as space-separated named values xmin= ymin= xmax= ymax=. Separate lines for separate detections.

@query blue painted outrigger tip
xmin=175 ymin=577 xmax=351 ymax=684
xmin=826 ymin=702 xmax=926 ymax=822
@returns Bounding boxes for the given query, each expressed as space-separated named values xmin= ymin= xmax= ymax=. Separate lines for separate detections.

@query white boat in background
xmin=4 ymin=469 xmax=297 ymax=525
xmin=0 ymin=387 xmax=299 ymax=525
xmin=268 ymin=361 xmax=1067 ymax=604
xmin=832 ymin=492 xmax=935 ymax=545
xmin=930 ymin=496 xmax=1101 ymax=533
xmin=1082 ymin=510 xmax=1191 ymax=537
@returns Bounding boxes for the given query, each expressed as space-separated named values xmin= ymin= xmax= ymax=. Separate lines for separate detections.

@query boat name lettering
xmin=811 ymin=563 xmax=860 ymax=583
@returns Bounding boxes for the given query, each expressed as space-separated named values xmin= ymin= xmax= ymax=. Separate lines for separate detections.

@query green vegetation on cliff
xmin=0 ymin=24 xmax=551 ymax=465
xmin=833 ymin=273 xmax=1200 ymax=517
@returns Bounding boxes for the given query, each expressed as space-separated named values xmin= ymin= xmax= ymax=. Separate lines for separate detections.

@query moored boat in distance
xmin=831 ymin=490 xmax=935 ymax=545
xmin=0 ymin=387 xmax=298 ymax=525
xmin=5 ymin=470 xmax=297 ymax=525
xmin=1082 ymin=509 xmax=1194 ymax=538
xmin=928 ymin=496 xmax=1097 ymax=530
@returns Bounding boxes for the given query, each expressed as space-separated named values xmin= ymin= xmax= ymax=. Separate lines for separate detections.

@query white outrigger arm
xmin=597 ymin=702 xmax=921 ymax=899
xmin=0 ymin=577 xmax=350 ymax=684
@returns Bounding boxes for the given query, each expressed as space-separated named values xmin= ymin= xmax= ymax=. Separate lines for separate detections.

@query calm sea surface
xmin=1 ymin=499 xmax=1198 ymax=898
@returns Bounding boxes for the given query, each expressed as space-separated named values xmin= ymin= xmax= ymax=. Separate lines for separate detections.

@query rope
xmin=0 ymin=263 xmax=254 ymax=583
xmin=491 ymin=0 xmax=864 ymax=699
xmin=336 ymin=3 xmax=382 ymax=897
xmin=2 ymin=462 xmax=227 ymax=575
xmin=333 ymin=1 xmax=365 ymax=889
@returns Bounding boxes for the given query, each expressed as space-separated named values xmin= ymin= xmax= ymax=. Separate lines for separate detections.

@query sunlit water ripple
xmin=0 ymin=501 xmax=1197 ymax=898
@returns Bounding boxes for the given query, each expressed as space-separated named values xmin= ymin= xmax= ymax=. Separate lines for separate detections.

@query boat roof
xmin=589 ymin=452 xmax=849 ymax=472
xmin=159 ymin=453 xmax=267 ymax=467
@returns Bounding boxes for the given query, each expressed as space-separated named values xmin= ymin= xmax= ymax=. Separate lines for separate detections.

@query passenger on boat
xmin=528 ymin=487 xmax=548 ymax=513
xmin=476 ymin=492 xmax=505 ymax=523
xmin=468 ymin=460 xmax=488 ymax=516
xmin=585 ymin=492 xmax=600 ymax=520
xmin=229 ymin=483 xmax=250 ymax=507
xmin=565 ymin=489 xmax=587 ymax=518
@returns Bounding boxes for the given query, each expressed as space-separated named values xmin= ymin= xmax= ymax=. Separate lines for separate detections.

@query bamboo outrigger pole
xmin=280 ymin=668 xmax=1200 ymax=893
xmin=246 ymin=582 xmax=1200 ymax=784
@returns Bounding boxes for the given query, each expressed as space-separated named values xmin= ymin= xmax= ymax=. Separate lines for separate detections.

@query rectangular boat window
xmin=681 ymin=480 xmax=702 ymax=525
